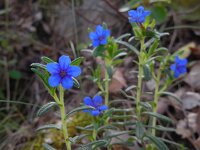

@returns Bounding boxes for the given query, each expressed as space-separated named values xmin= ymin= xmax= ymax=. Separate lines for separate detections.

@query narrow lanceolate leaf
xmin=116 ymin=40 xmax=139 ymax=55
xmin=148 ymin=39 xmax=159 ymax=56
xmin=71 ymin=57 xmax=84 ymax=66
xmin=146 ymin=125 xmax=176 ymax=132
xmin=116 ymin=33 xmax=131 ymax=41
xmin=104 ymin=131 xmax=130 ymax=139
xmin=69 ymin=134 xmax=89 ymax=143
xmin=30 ymin=63 xmax=46 ymax=70
xmin=72 ymin=77 xmax=80 ymax=88
xmin=161 ymin=91 xmax=182 ymax=103
xmin=142 ymin=112 xmax=174 ymax=124
xmin=136 ymin=122 xmax=145 ymax=139
xmin=143 ymin=64 xmax=152 ymax=81
xmin=41 ymin=56 xmax=55 ymax=63
xmin=37 ymin=102 xmax=58 ymax=117
xmin=146 ymin=135 xmax=169 ymax=150
xmin=77 ymin=140 xmax=108 ymax=150
xmin=65 ymin=106 xmax=93 ymax=119
xmin=31 ymin=68 xmax=55 ymax=96
xmin=36 ymin=124 xmax=61 ymax=131
xmin=42 ymin=143 xmax=56 ymax=150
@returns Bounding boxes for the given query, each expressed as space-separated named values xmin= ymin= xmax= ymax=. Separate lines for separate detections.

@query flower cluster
xmin=128 ymin=6 xmax=151 ymax=23
xmin=89 ymin=25 xmax=110 ymax=47
xmin=83 ymin=95 xmax=108 ymax=116
xmin=170 ymin=56 xmax=188 ymax=78
xmin=46 ymin=55 xmax=81 ymax=89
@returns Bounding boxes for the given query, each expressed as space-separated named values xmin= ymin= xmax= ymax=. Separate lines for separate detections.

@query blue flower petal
xmin=174 ymin=71 xmax=180 ymax=78
xmin=128 ymin=10 xmax=136 ymax=16
xmin=89 ymin=32 xmax=98 ymax=40
xmin=170 ymin=64 xmax=176 ymax=71
xmin=48 ymin=74 xmax=61 ymax=87
xmin=100 ymin=38 xmax=107 ymax=45
xmin=83 ymin=96 xmax=93 ymax=106
xmin=104 ymin=29 xmax=110 ymax=37
xmin=91 ymin=110 xmax=100 ymax=116
xmin=67 ymin=66 xmax=81 ymax=77
xmin=144 ymin=10 xmax=151 ymax=16
xmin=59 ymin=55 xmax=71 ymax=70
xmin=96 ymin=25 xmax=103 ymax=36
xmin=179 ymin=59 xmax=188 ymax=66
xmin=92 ymin=40 xmax=100 ymax=47
xmin=93 ymin=95 xmax=102 ymax=105
xmin=137 ymin=6 xmax=144 ymax=12
xmin=46 ymin=63 xmax=60 ymax=74
xmin=61 ymin=76 xmax=73 ymax=89
xmin=99 ymin=105 xmax=108 ymax=111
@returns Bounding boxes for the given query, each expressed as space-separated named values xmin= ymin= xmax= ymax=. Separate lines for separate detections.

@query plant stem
xmin=136 ymin=38 xmax=145 ymax=119
xmin=152 ymin=68 xmax=161 ymax=136
xmin=59 ymin=86 xmax=71 ymax=150
xmin=105 ymin=67 xmax=109 ymax=107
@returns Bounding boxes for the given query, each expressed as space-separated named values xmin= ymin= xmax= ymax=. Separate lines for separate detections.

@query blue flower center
xmin=98 ymin=36 xmax=104 ymax=41
xmin=60 ymin=70 xmax=67 ymax=78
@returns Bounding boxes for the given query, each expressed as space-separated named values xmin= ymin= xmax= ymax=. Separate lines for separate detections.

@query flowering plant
xmin=31 ymin=5 xmax=188 ymax=150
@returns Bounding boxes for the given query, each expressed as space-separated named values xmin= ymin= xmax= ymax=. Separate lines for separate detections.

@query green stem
xmin=105 ymin=67 xmax=109 ymax=107
xmin=59 ymin=86 xmax=71 ymax=150
xmin=152 ymin=68 xmax=161 ymax=136
xmin=136 ymin=38 xmax=145 ymax=119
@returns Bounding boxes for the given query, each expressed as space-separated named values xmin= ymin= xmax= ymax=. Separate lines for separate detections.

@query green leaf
xmin=104 ymin=131 xmax=130 ymax=139
xmin=93 ymin=45 xmax=105 ymax=57
xmin=69 ymin=134 xmax=88 ymax=143
xmin=77 ymin=140 xmax=108 ymax=150
xmin=9 ymin=70 xmax=23 ymax=80
xmin=37 ymin=102 xmax=58 ymax=117
xmin=116 ymin=40 xmax=139 ymax=55
xmin=146 ymin=135 xmax=169 ymax=150
xmin=136 ymin=122 xmax=145 ymax=139
xmin=97 ymin=125 xmax=118 ymax=132
xmin=65 ymin=106 xmax=94 ymax=119
xmin=161 ymin=91 xmax=182 ymax=103
xmin=113 ymin=52 xmax=127 ymax=60
xmin=36 ymin=124 xmax=61 ymax=131
xmin=158 ymin=137 xmax=185 ymax=148
xmin=143 ymin=64 xmax=152 ymax=81
xmin=71 ymin=57 xmax=84 ymax=66
xmin=148 ymin=39 xmax=159 ymax=56
xmin=151 ymin=5 xmax=167 ymax=24
xmin=31 ymin=68 xmax=55 ymax=96
xmin=41 ymin=56 xmax=55 ymax=63
xmin=146 ymin=125 xmax=176 ymax=132
xmin=142 ymin=112 xmax=174 ymax=123
xmin=42 ymin=143 xmax=56 ymax=150
xmin=30 ymin=63 xmax=46 ymax=70
xmin=72 ymin=77 xmax=80 ymax=88
xmin=116 ymin=33 xmax=131 ymax=41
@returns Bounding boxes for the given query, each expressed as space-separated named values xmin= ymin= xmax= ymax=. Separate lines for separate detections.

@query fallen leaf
xmin=176 ymin=42 xmax=196 ymax=58
xmin=184 ymin=62 xmax=200 ymax=91
xmin=109 ymin=68 xmax=127 ymax=93
xmin=182 ymin=92 xmax=200 ymax=110
xmin=176 ymin=119 xmax=192 ymax=138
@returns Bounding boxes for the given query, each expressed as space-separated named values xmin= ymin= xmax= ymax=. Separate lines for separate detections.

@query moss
xmin=22 ymin=112 xmax=93 ymax=149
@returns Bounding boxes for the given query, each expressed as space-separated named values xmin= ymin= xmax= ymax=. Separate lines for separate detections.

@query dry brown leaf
xmin=176 ymin=119 xmax=192 ymax=138
xmin=177 ymin=42 xmax=196 ymax=58
xmin=182 ymin=92 xmax=200 ymax=110
xmin=184 ymin=62 xmax=200 ymax=91
xmin=109 ymin=68 xmax=127 ymax=93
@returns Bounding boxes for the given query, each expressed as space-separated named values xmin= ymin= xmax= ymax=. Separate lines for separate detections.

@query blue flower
xmin=83 ymin=95 xmax=108 ymax=116
xmin=46 ymin=55 xmax=81 ymax=89
xmin=170 ymin=56 xmax=188 ymax=78
xmin=89 ymin=25 xmax=110 ymax=47
xmin=128 ymin=6 xmax=151 ymax=23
